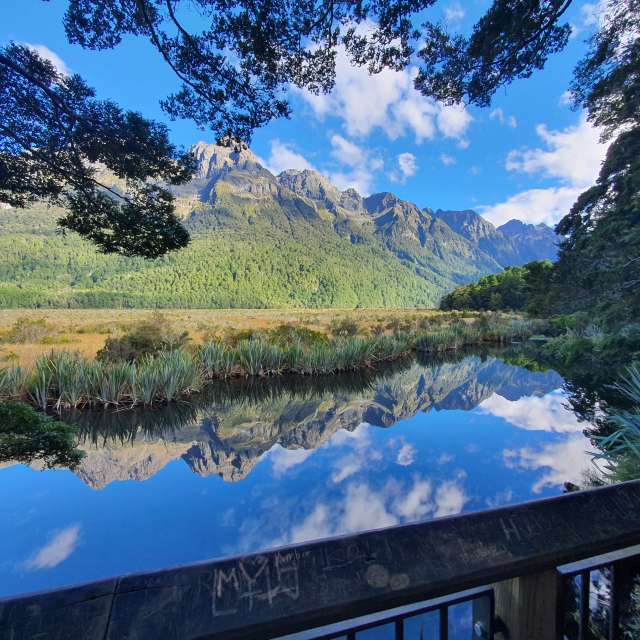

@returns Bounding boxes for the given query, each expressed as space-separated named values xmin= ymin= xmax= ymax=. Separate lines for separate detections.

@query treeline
xmin=440 ymin=261 xmax=554 ymax=316
xmin=0 ymin=212 xmax=441 ymax=309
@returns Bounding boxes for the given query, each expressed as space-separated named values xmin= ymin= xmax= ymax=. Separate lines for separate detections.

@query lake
xmin=0 ymin=349 xmax=598 ymax=600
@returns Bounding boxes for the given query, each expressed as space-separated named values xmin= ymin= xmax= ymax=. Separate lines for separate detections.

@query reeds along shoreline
xmin=0 ymin=319 xmax=540 ymax=411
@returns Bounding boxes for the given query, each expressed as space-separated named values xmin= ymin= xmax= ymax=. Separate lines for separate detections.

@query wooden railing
xmin=1 ymin=481 xmax=640 ymax=640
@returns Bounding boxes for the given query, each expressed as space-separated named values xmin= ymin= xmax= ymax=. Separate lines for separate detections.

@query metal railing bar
xmin=438 ymin=606 xmax=448 ymax=640
xmin=558 ymin=544 xmax=640 ymax=576
xmin=609 ymin=562 xmax=621 ymax=640
xmin=395 ymin=618 xmax=403 ymax=640
xmin=579 ymin=570 xmax=590 ymax=640
xmin=274 ymin=588 xmax=493 ymax=640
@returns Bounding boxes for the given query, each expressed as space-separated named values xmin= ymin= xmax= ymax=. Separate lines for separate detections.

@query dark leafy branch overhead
xmin=6 ymin=0 xmax=634 ymax=261
xmin=0 ymin=43 xmax=196 ymax=258
xmin=62 ymin=0 xmax=576 ymax=140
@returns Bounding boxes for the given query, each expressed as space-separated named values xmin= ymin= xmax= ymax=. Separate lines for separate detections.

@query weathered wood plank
xmin=1 ymin=481 xmax=639 ymax=640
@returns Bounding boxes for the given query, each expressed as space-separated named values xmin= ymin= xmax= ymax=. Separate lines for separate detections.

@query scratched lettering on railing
xmin=212 ymin=551 xmax=300 ymax=617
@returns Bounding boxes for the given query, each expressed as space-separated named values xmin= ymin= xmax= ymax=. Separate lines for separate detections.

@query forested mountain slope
xmin=0 ymin=142 xmax=558 ymax=308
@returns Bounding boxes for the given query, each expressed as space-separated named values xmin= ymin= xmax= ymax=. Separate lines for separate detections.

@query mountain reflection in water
xmin=0 ymin=350 xmax=595 ymax=598
xmin=63 ymin=351 xmax=567 ymax=488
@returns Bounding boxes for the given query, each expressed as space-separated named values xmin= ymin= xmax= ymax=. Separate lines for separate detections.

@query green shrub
xmin=268 ymin=324 xmax=328 ymax=348
xmin=97 ymin=314 xmax=189 ymax=363
xmin=0 ymin=401 xmax=84 ymax=469
xmin=330 ymin=318 xmax=360 ymax=337
xmin=2 ymin=317 xmax=56 ymax=344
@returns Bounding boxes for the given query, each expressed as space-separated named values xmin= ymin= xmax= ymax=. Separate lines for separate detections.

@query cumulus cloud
xmin=262 ymin=139 xmax=316 ymax=175
xmin=477 ymin=390 xmax=583 ymax=433
xmin=287 ymin=474 xmax=468 ymax=544
xmin=490 ymin=108 xmax=517 ymax=128
xmin=440 ymin=154 xmax=456 ymax=166
xmin=444 ymin=3 xmax=465 ymax=22
xmin=434 ymin=480 xmax=469 ymax=517
xmin=21 ymin=43 xmax=70 ymax=76
xmin=480 ymin=185 xmax=584 ymax=227
xmin=480 ymin=115 xmax=610 ymax=226
xmin=327 ymin=135 xmax=383 ymax=194
xmin=267 ymin=444 xmax=316 ymax=477
xmin=505 ymin=116 xmax=607 ymax=187
xmin=396 ymin=442 xmax=417 ymax=466
xmin=397 ymin=153 xmax=417 ymax=178
xmin=390 ymin=152 xmax=418 ymax=183
xmin=479 ymin=115 xmax=610 ymax=226
xmin=331 ymin=454 xmax=363 ymax=483
xmin=504 ymin=434 xmax=597 ymax=493
xmin=296 ymin=44 xmax=472 ymax=144
xmin=25 ymin=524 xmax=80 ymax=570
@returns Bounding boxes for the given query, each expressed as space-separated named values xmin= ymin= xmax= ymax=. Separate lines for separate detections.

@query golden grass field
xmin=0 ymin=308 xmax=456 ymax=367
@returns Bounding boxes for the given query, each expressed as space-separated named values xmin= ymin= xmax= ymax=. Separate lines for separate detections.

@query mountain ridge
xmin=0 ymin=141 xmax=559 ymax=308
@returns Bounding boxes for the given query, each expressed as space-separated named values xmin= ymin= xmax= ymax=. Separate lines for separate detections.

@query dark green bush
xmin=0 ymin=401 xmax=84 ymax=469
xmin=330 ymin=318 xmax=360 ymax=337
xmin=97 ymin=315 xmax=189 ymax=363
xmin=268 ymin=324 xmax=328 ymax=347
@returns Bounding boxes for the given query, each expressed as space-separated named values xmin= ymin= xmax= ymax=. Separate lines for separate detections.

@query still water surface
xmin=0 ymin=350 xmax=597 ymax=598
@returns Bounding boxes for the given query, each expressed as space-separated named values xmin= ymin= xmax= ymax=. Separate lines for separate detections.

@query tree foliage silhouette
xmin=0 ymin=0 xmax=629 ymax=258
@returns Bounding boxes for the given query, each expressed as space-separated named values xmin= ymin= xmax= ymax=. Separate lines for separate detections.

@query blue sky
xmin=1 ymin=0 xmax=609 ymax=227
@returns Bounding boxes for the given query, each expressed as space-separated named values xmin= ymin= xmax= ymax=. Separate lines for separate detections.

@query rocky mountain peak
xmin=190 ymin=141 xmax=263 ymax=179
xmin=277 ymin=169 xmax=341 ymax=203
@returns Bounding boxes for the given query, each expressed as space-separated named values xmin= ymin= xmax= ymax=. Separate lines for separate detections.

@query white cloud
xmin=434 ymin=480 xmax=469 ymax=517
xmin=506 ymin=116 xmax=607 ymax=187
xmin=388 ymin=151 xmax=418 ymax=183
xmin=481 ymin=114 xmax=610 ymax=226
xmin=437 ymin=103 xmax=473 ymax=141
xmin=262 ymin=139 xmax=316 ymax=175
xmin=331 ymin=454 xmax=363 ymax=483
xmin=440 ymin=154 xmax=456 ymax=166
xmin=330 ymin=134 xmax=366 ymax=167
xmin=504 ymin=434 xmax=597 ymax=493
xmin=581 ymin=0 xmax=608 ymax=28
xmin=286 ymin=473 xmax=468 ymax=545
xmin=490 ymin=108 xmax=517 ymax=128
xmin=477 ymin=390 xmax=583 ymax=433
xmin=396 ymin=442 xmax=417 ymax=466
xmin=393 ymin=477 xmax=433 ymax=520
xmin=559 ymin=90 xmax=574 ymax=107
xmin=326 ymin=167 xmax=376 ymax=195
xmin=326 ymin=135 xmax=383 ymax=194
xmin=25 ymin=524 xmax=80 ymax=570
xmin=296 ymin=45 xmax=472 ymax=144
xmin=21 ymin=43 xmax=70 ymax=76
xmin=267 ymin=444 xmax=315 ymax=477
xmin=444 ymin=3 xmax=465 ymax=22
xmin=479 ymin=185 xmax=583 ymax=226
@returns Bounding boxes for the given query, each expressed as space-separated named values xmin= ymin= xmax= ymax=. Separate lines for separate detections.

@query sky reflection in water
xmin=0 ymin=353 xmax=596 ymax=598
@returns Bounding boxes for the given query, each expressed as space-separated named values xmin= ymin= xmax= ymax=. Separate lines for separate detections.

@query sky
xmin=0 ymin=0 xmax=610 ymax=227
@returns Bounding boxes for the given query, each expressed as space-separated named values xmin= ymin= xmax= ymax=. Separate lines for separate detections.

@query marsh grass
xmin=0 ymin=366 xmax=26 ymax=399
xmin=0 ymin=315 xmax=534 ymax=412
xmin=593 ymin=366 xmax=640 ymax=481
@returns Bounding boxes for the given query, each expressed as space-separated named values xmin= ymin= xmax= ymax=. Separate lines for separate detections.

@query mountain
xmin=0 ymin=142 xmax=559 ymax=308
xmin=432 ymin=209 xmax=558 ymax=266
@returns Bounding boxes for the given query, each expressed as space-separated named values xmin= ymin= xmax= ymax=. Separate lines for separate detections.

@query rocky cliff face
xmin=69 ymin=355 xmax=563 ymax=489
xmin=184 ymin=142 xmax=558 ymax=277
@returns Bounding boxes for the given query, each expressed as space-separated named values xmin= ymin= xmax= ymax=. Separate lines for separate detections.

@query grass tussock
xmin=0 ymin=314 xmax=535 ymax=411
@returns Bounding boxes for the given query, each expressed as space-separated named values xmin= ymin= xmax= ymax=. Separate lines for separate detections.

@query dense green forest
xmin=0 ymin=205 xmax=440 ymax=309
xmin=440 ymin=261 xmax=554 ymax=315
